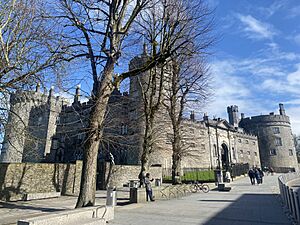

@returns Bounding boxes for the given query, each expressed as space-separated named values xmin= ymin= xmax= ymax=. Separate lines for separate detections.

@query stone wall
xmin=240 ymin=113 xmax=298 ymax=171
xmin=104 ymin=163 xmax=162 ymax=188
xmin=0 ymin=161 xmax=82 ymax=201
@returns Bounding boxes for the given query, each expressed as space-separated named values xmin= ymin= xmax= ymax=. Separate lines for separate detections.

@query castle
xmin=0 ymin=51 xmax=298 ymax=174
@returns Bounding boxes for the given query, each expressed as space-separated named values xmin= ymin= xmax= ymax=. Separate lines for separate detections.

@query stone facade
xmin=0 ymin=161 xmax=82 ymax=201
xmin=99 ymin=163 xmax=162 ymax=189
xmin=6 ymin=51 xmax=300 ymax=176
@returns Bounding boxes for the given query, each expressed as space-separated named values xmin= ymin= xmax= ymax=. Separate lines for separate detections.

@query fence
xmin=231 ymin=163 xmax=250 ymax=178
xmin=278 ymin=172 xmax=300 ymax=224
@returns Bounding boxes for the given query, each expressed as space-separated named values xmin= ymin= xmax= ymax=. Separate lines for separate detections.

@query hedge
xmin=163 ymin=170 xmax=216 ymax=183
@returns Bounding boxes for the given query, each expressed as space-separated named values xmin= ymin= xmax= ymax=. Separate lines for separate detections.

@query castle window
xmin=56 ymin=116 xmax=61 ymax=125
xmin=37 ymin=116 xmax=43 ymax=126
xmin=201 ymin=144 xmax=205 ymax=150
xmin=289 ymin=149 xmax=293 ymax=156
xmin=78 ymin=133 xmax=85 ymax=140
xmin=253 ymin=141 xmax=255 ymax=145
xmin=239 ymin=150 xmax=243 ymax=157
xmin=232 ymin=147 xmax=236 ymax=159
xmin=247 ymin=151 xmax=250 ymax=155
xmin=273 ymin=127 xmax=280 ymax=134
xmin=275 ymin=137 xmax=282 ymax=146
xmin=213 ymin=144 xmax=217 ymax=157
xmin=254 ymin=152 xmax=258 ymax=157
xmin=238 ymin=139 xmax=241 ymax=143
xmin=270 ymin=149 xmax=277 ymax=156
xmin=52 ymin=139 xmax=58 ymax=150
xmin=245 ymin=140 xmax=249 ymax=144
xmin=121 ymin=124 xmax=128 ymax=135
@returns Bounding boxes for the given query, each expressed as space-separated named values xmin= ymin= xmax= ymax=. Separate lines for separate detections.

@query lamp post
xmin=215 ymin=127 xmax=223 ymax=184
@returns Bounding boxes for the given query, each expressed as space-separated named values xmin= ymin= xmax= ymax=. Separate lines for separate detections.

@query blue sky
xmin=204 ymin=0 xmax=300 ymax=134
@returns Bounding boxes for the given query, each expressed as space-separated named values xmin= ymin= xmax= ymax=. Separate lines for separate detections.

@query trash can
xmin=106 ymin=187 xmax=117 ymax=206
xmin=155 ymin=178 xmax=161 ymax=186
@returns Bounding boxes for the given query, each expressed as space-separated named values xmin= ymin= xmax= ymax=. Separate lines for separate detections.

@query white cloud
xmin=294 ymin=34 xmax=300 ymax=46
xmin=258 ymin=1 xmax=286 ymax=17
xmin=237 ymin=14 xmax=277 ymax=40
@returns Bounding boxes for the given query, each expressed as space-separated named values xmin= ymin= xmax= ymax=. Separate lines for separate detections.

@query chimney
xmin=279 ymin=103 xmax=286 ymax=116
xmin=142 ymin=43 xmax=148 ymax=56
xmin=203 ymin=112 xmax=209 ymax=121
xmin=36 ymin=83 xmax=40 ymax=93
xmin=48 ymin=86 xmax=54 ymax=103
xmin=190 ymin=111 xmax=195 ymax=121
xmin=241 ymin=113 xmax=245 ymax=120
xmin=74 ymin=85 xmax=80 ymax=104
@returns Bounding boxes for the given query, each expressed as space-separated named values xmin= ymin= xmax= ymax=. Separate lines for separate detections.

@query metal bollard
xmin=106 ymin=187 xmax=117 ymax=206
xmin=155 ymin=178 xmax=161 ymax=186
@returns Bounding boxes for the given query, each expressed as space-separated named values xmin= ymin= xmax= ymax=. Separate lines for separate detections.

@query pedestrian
xmin=145 ymin=173 xmax=155 ymax=201
xmin=254 ymin=168 xmax=262 ymax=184
xmin=248 ymin=168 xmax=255 ymax=185
xmin=257 ymin=168 xmax=264 ymax=184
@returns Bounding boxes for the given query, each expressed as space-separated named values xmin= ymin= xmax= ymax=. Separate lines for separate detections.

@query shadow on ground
xmin=202 ymin=193 xmax=291 ymax=225
xmin=0 ymin=202 xmax=65 ymax=213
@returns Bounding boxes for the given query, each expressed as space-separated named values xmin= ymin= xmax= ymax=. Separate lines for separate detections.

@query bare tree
xmin=164 ymin=56 xmax=210 ymax=184
xmin=0 ymin=0 xmax=64 ymax=92
xmin=134 ymin=0 xmax=214 ymax=183
xmin=0 ymin=0 xmax=67 ymax=161
xmin=51 ymin=0 xmax=213 ymax=207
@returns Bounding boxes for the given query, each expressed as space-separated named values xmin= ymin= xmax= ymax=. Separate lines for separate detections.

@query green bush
xmin=164 ymin=170 xmax=216 ymax=183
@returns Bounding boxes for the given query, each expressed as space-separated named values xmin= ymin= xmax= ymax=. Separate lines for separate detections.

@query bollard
xmin=106 ymin=187 xmax=117 ymax=206
xmin=155 ymin=178 xmax=161 ymax=187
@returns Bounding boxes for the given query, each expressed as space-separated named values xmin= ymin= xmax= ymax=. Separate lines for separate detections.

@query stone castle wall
xmin=240 ymin=114 xmax=298 ymax=171
xmin=104 ymin=163 xmax=162 ymax=188
xmin=0 ymin=161 xmax=82 ymax=201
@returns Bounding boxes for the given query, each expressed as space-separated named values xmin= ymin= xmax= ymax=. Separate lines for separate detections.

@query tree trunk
xmin=171 ymin=133 xmax=181 ymax=184
xmin=76 ymin=62 xmax=114 ymax=208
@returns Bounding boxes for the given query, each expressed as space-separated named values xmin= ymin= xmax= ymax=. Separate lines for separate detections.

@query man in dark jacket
xmin=248 ymin=168 xmax=255 ymax=185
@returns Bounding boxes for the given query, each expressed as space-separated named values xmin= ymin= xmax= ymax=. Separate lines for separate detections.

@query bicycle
xmin=190 ymin=181 xmax=210 ymax=193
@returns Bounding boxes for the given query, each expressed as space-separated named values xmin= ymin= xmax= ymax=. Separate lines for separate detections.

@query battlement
xmin=241 ymin=114 xmax=290 ymax=125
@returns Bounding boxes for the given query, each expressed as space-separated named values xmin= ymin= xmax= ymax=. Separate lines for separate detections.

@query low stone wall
xmin=278 ymin=172 xmax=300 ymax=224
xmin=0 ymin=161 xmax=82 ymax=201
xmin=18 ymin=205 xmax=114 ymax=225
xmin=104 ymin=164 xmax=162 ymax=188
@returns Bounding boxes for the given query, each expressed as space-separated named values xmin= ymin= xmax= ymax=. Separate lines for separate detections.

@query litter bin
xmin=106 ymin=187 xmax=117 ymax=206
xmin=155 ymin=178 xmax=161 ymax=186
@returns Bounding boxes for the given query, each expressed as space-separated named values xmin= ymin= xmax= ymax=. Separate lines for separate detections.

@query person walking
xmin=254 ymin=168 xmax=262 ymax=184
xmin=257 ymin=168 xmax=264 ymax=184
xmin=145 ymin=173 xmax=155 ymax=201
xmin=248 ymin=168 xmax=255 ymax=185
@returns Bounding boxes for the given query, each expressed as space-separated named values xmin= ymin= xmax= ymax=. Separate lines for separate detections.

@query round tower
xmin=239 ymin=104 xmax=298 ymax=172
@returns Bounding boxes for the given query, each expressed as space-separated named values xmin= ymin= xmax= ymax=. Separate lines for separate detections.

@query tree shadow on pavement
xmin=201 ymin=193 xmax=291 ymax=225
xmin=0 ymin=201 xmax=65 ymax=213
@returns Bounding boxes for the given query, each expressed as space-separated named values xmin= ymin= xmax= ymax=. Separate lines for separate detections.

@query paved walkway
xmin=111 ymin=175 xmax=292 ymax=225
xmin=0 ymin=175 xmax=292 ymax=225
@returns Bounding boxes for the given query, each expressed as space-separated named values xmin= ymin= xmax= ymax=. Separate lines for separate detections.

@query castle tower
xmin=227 ymin=105 xmax=239 ymax=127
xmin=239 ymin=104 xmax=298 ymax=172
xmin=0 ymin=86 xmax=64 ymax=163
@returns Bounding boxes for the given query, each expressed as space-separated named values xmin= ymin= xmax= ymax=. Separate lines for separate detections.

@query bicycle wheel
xmin=201 ymin=184 xmax=210 ymax=193
xmin=190 ymin=184 xmax=198 ymax=193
